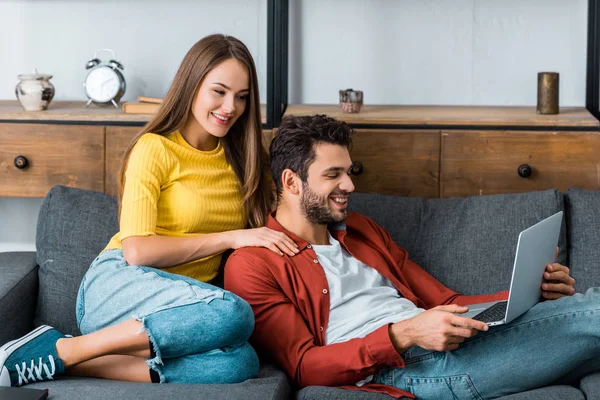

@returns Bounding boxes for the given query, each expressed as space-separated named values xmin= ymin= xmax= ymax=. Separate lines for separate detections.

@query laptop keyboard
xmin=471 ymin=301 xmax=508 ymax=323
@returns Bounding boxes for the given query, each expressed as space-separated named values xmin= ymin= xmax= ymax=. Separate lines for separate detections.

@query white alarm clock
xmin=83 ymin=49 xmax=126 ymax=108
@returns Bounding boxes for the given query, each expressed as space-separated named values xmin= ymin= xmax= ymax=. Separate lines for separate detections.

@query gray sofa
xmin=1 ymin=185 xmax=599 ymax=400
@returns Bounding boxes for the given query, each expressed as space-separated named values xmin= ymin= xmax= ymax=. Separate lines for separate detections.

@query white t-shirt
xmin=312 ymin=232 xmax=425 ymax=346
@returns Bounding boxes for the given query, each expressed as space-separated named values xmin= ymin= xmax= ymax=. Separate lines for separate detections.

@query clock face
xmin=84 ymin=67 xmax=121 ymax=103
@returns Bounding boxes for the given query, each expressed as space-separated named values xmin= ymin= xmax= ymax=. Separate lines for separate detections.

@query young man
xmin=224 ymin=115 xmax=590 ymax=399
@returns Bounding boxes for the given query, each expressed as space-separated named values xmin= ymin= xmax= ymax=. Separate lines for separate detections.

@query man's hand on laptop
xmin=388 ymin=305 xmax=489 ymax=354
xmin=541 ymin=263 xmax=575 ymax=300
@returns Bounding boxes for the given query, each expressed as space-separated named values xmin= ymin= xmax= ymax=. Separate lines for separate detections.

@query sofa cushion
xmin=349 ymin=190 xmax=566 ymax=295
xmin=498 ymin=385 xmax=584 ymax=400
xmin=35 ymin=186 xmax=118 ymax=335
xmin=564 ymin=188 xmax=600 ymax=292
xmin=295 ymin=384 xmax=583 ymax=400
xmin=580 ymin=371 xmax=600 ymax=400
xmin=297 ymin=386 xmax=400 ymax=399
xmin=0 ymin=252 xmax=38 ymax=343
xmin=27 ymin=364 xmax=290 ymax=400
xmin=348 ymin=193 xmax=422 ymax=256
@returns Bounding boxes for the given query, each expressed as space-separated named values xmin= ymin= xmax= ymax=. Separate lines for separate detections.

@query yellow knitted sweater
xmin=104 ymin=131 xmax=245 ymax=282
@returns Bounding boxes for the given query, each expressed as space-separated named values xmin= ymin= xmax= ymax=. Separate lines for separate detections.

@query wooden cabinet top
xmin=284 ymin=104 xmax=600 ymax=128
xmin=0 ymin=101 xmax=596 ymax=128
xmin=0 ymin=101 xmax=267 ymax=124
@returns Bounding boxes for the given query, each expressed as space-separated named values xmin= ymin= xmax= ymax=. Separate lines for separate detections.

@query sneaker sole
xmin=0 ymin=325 xmax=53 ymax=387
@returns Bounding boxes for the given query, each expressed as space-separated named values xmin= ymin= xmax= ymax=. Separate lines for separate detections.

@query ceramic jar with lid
xmin=15 ymin=70 xmax=55 ymax=111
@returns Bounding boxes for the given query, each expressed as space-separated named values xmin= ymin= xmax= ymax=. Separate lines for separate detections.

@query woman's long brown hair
xmin=117 ymin=34 xmax=273 ymax=228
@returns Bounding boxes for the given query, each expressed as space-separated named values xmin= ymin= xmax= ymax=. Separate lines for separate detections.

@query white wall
xmin=0 ymin=0 xmax=269 ymax=102
xmin=0 ymin=198 xmax=42 ymax=252
xmin=0 ymin=0 xmax=587 ymax=106
xmin=289 ymin=0 xmax=588 ymax=106
xmin=0 ymin=0 xmax=590 ymax=251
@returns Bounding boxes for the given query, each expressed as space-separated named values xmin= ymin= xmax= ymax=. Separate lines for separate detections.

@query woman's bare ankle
xmin=55 ymin=337 xmax=76 ymax=368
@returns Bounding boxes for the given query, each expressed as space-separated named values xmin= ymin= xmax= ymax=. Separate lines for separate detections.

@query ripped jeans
xmin=374 ymin=288 xmax=600 ymax=399
xmin=75 ymin=249 xmax=259 ymax=384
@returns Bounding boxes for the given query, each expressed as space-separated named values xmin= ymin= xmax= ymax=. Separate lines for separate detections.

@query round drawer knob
xmin=14 ymin=156 xmax=29 ymax=170
xmin=517 ymin=164 xmax=532 ymax=178
xmin=350 ymin=161 xmax=364 ymax=176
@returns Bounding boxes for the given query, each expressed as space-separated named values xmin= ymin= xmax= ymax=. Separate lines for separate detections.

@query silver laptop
xmin=461 ymin=211 xmax=563 ymax=327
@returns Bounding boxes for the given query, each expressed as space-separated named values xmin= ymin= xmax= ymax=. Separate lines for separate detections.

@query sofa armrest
xmin=0 ymin=252 xmax=38 ymax=344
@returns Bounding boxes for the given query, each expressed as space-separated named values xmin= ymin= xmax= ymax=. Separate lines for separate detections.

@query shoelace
xmin=14 ymin=355 xmax=56 ymax=386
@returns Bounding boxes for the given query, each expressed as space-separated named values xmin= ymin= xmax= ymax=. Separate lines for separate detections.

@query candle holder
xmin=339 ymin=89 xmax=363 ymax=113
xmin=537 ymin=72 xmax=559 ymax=114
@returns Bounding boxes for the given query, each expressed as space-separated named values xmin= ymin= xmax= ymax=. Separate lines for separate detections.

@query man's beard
xmin=300 ymin=181 xmax=348 ymax=225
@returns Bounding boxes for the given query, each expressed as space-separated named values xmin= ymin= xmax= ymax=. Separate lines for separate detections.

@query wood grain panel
xmin=105 ymin=128 xmax=276 ymax=197
xmin=105 ymin=126 xmax=141 ymax=196
xmin=262 ymin=129 xmax=273 ymax=150
xmin=350 ymin=129 xmax=440 ymax=198
xmin=441 ymin=130 xmax=600 ymax=197
xmin=0 ymin=101 xmax=267 ymax=124
xmin=284 ymin=105 xmax=599 ymax=128
xmin=0 ymin=123 xmax=104 ymax=197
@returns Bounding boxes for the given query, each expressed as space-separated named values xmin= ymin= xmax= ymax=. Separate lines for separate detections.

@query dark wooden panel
xmin=0 ymin=123 xmax=104 ymax=197
xmin=350 ymin=129 xmax=440 ymax=198
xmin=262 ymin=129 xmax=273 ymax=150
xmin=441 ymin=130 xmax=600 ymax=197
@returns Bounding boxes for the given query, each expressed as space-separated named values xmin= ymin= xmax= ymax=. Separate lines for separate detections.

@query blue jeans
xmin=76 ymin=249 xmax=259 ymax=384
xmin=374 ymin=288 xmax=600 ymax=399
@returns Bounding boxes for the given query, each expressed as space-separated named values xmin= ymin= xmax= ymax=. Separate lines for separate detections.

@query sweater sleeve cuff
xmin=364 ymin=324 xmax=405 ymax=368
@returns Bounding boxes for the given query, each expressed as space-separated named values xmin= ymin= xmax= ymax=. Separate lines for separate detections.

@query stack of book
xmin=122 ymin=96 xmax=162 ymax=114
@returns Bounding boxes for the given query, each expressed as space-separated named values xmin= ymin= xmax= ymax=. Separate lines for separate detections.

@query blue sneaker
xmin=0 ymin=325 xmax=67 ymax=387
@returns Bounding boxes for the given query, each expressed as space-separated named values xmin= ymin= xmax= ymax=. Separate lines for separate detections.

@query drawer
xmin=106 ymin=126 xmax=142 ymax=196
xmin=0 ymin=123 xmax=104 ymax=197
xmin=441 ymin=130 xmax=600 ymax=197
xmin=349 ymin=129 xmax=440 ymax=198
xmin=106 ymin=128 xmax=275 ymax=197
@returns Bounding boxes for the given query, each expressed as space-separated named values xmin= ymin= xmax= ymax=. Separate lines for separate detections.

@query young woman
xmin=0 ymin=34 xmax=299 ymax=387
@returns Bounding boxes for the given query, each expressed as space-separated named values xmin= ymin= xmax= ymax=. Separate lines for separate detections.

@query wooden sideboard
xmin=1 ymin=101 xmax=599 ymax=200
xmin=284 ymin=105 xmax=600 ymax=198
xmin=0 ymin=101 xmax=270 ymax=198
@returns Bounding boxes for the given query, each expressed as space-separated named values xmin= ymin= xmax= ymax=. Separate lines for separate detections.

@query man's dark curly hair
xmin=269 ymin=114 xmax=353 ymax=200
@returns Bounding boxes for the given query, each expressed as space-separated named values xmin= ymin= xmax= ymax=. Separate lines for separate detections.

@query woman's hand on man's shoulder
xmin=230 ymin=227 xmax=299 ymax=257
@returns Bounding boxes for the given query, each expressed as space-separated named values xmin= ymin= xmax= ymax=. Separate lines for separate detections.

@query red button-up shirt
xmin=225 ymin=212 xmax=508 ymax=399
